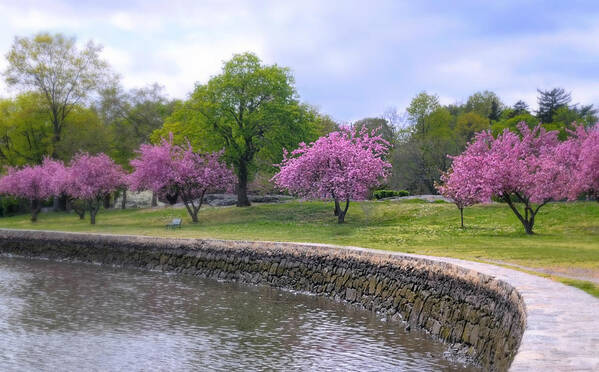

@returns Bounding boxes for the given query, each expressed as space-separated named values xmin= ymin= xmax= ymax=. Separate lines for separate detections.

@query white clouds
xmin=108 ymin=12 xmax=135 ymax=31
xmin=156 ymin=36 xmax=267 ymax=96
xmin=1 ymin=1 xmax=599 ymax=119
xmin=101 ymin=46 xmax=132 ymax=71
xmin=0 ymin=2 xmax=83 ymax=31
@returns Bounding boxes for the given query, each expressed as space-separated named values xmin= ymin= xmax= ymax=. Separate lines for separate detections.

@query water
xmin=0 ymin=256 xmax=478 ymax=371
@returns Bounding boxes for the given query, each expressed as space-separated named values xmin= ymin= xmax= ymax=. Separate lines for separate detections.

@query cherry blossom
xmin=272 ymin=126 xmax=390 ymax=223
xmin=128 ymin=137 xmax=235 ymax=223
xmin=445 ymin=123 xmax=571 ymax=234
xmin=0 ymin=163 xmax=51 ymax=221
xmin=66 ymin=152 xmax=126 ymax=224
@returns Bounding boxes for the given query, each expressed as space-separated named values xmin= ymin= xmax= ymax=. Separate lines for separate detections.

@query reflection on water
xmin=0 ymin=256 xmax=478 ymax=371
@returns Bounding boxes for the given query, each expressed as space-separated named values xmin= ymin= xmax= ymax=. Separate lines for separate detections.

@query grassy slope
xmin=1 ymin=200 xmax=598 ymax=295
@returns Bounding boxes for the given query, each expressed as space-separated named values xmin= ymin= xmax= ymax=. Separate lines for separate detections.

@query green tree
xmin=55 ymin=106 xmax=112 ymax=161
xmin=491 ymin=113 xmax=540 ymax=135
xmin=572 ymin=104 xmax=597 ymax=127
xmin=151 ymin=101 xmax=205 ymax=149
xmin=464 ymin=90 xmax=503 ymax=120
xmin=3 ymin=33 xmax=110 ymax=158
xmin=406 ymin=91 xmax=441 ymax=137
xmin=390 ymin=107 xmax=459 ymax=194
xmin=512 ymin=100 xmax=530 ymax=115
xmin=0 ymin=93 xmax=52 ymax=166
xmin=98 ymin=83 xmax=178 ymax=167
xmin=456 ymin=112 xmax=490 ymax=142
xmin=171 ymin=52 xmax=317 ymax=206
xmin=353 ymin=117 xmax=396 ymax=144
xmin=313 ymin=113 xmax=340 ymax=136
xmin=536 ymin=88 xmax=571 ymax=123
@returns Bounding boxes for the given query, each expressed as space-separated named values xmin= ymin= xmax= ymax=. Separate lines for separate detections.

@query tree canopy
xmin=273 ymin=127 xmax=390 ymax=223
xmin=160 ymin=52 xmax=318 ymax=206
xmin=3 ymin=33 xmax=110 ymax=158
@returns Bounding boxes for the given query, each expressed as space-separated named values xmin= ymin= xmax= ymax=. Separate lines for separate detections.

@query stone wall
xmin=0 ymin=229 xmax=526 ymax=371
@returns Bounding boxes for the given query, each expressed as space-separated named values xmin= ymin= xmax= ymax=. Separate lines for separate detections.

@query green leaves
xmin=3 ymin=32 xmax=111 ymax=159
xmin=158 ymin=52 xmax=318 ymax=177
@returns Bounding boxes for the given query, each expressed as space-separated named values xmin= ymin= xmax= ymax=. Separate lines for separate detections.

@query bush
xmin=373 ymin=189 xmax=410 ymax=199
xmin=0 ymin=196 xmax=23 ymax=217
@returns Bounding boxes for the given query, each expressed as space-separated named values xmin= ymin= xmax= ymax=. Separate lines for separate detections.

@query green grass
xmin=1 ymin=200 xmax=598 ymax=297
xmin=557 ymin=278 xmax=599 ymax=298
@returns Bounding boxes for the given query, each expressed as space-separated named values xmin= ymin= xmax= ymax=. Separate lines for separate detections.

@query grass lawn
xmin=1 ymin=199 xmax=598 ymax=296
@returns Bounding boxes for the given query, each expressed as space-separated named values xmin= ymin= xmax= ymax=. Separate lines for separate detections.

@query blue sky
xmin=1 ymin=0 xmax=599 ymax=121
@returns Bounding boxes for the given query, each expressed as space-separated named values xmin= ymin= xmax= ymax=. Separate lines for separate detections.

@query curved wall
xmin=0 ymin=229 xmax=526 ymax=371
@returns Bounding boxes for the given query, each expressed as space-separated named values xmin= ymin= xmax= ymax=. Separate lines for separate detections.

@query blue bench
xmin=166 ymin=218 xmax=182 ymax=229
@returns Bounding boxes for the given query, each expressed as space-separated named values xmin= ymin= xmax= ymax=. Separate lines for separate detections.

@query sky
xmin=1 ymin=0 xmax=599 ymax=122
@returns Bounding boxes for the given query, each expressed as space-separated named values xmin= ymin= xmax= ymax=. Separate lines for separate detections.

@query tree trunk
xmin=190 ymin=208 xmax=199 ymax=223
xmin=334 ymin=199 xmax=340 ymax=216
xmin=69 ymin=199 xmax=86 ymax=219
xmin=503 ymin=194 xmax=545 ymax=235
xmin=459 ymin=207 xmax=464 ymax=228
xmin=103 ymin=194 xmax=111 ymax=209
xmin=165 ymin=190 xmax=179 ymax=205
xmin=51 ymin=127 xmax=60 ymax=159
xmin=88 ymin=199 xmax=99 ymax=225
xmin=30 ymin=199 xmax=41 ymax=222
xmin=121 ymin=189 xmax=127 ymax=209
xmin=236 ymin=161 xmax=251 ymax=207
xmin=52 ymin=195 xmax=67 ymax=212
xmin=337 ymin=198 xmax=350 ymax=224
xmin=58 ymin=195 xmax=68 ymax=211
xmin=52 ymin=195 xmax=68 ymax=212
xmin=181 ymin=190 xmax=204 ymax=223
xmin=151 ymin=192 xmax=158 ymax=207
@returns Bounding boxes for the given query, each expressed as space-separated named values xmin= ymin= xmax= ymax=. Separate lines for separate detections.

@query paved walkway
xmin=481 ymin=259 xmax=599 ymax=285
xmin=398 ymin=252 xmax=599 ymax=371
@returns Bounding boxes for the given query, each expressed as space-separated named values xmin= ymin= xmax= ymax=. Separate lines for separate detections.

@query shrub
xmin=373 ymin=189 xmax=410 ymax=199
xmin=0 ymin=196 xmax=22 ymax=217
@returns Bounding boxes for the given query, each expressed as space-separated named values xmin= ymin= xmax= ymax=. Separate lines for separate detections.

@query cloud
xmin=1 ymin=1 xmax=599 ymax=120
xmin=108 ymin=12 xmax=135 ymax=31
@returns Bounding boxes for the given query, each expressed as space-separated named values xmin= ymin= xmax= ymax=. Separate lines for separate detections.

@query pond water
xmin=0 ymin=256 xmax=478 ymax=371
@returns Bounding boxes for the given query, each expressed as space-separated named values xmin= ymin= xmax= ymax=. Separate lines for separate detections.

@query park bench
xmin=166 ymin=218 xmax=182 ymax=229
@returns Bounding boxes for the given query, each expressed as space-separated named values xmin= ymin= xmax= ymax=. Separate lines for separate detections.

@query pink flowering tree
xmin=129 ymin=138 xmax=235 ymax=223
xmin=0 ymin=164 xmax=52 ymax=222
xmin=566 ymin=125 xmax=599 ymax=200
xmin=66 ymin=153 xmax=126 ymax=224
xmin=437 ymin=133 xmax=493 ymax=227
xmin=40 ymin=158 xmax=86 ymax=219
xmin=437 ymin=155 xmax=490 ymax=228
xmin=449 ymin=123 xmax=570 ymax=234
xmin=272 ymin=127 xmax=391 ymax=223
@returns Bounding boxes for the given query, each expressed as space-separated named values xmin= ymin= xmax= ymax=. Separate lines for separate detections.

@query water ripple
xmin=0 ymin=256 xmax=478 ymax=371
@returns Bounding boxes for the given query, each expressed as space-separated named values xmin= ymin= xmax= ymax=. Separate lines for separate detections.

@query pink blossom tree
xmin=40 ymin=158 xmax=87 ymax=219
xmin=272 ymin=127 xmax=390 ymax=223
xmin=449 ymin=123 xmax=570 ymax=234
xmin=129 ymin=138 xmax=235 ymax=223
xmin=568 ymin=125 xmax=599 ymax=200
xmin=437 ymin=131 xmax=493 ymax=227
xmin=0 ymin=164 xmax=51 ymax=221
xmin=66 ymin=153 xmax=126 ymax=224
xmin=437 ymin=165 xmax=487 ymax=228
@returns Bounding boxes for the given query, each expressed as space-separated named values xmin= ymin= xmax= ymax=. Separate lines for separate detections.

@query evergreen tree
xmin=489 ymin=99 xmax=501 ymax=121
xmin=537 ymin=88 xmax=571 ymax=123
xmin=513 ymin=100 xmax=530 ymax=115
